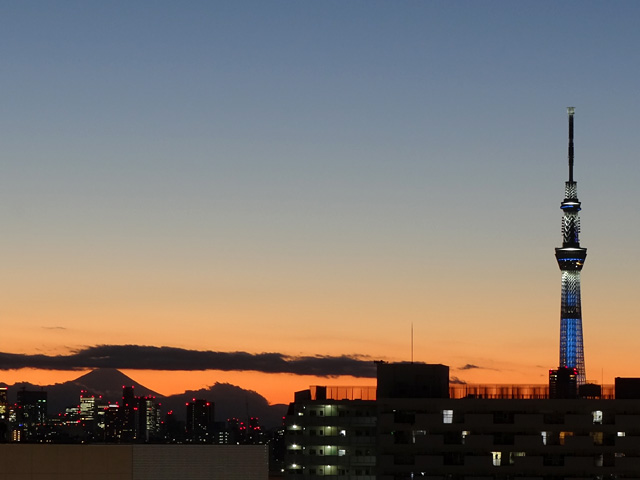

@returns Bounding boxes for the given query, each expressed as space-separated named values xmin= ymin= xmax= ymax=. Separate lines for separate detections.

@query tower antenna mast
xmin=568 ymin=106 xmax=575 ymax=182
xmin=554 ymin=106 xmax=588 ymax=386
xmin=411 ymin=323 xmax=414 ymax=364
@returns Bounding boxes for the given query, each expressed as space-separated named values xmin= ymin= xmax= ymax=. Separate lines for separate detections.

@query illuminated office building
xmin=0 ymin=387 xmax=7 ymax=419
xmin=80 ymin=390 xmax=97 ymax=422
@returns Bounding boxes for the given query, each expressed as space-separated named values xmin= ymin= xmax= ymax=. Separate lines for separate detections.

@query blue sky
xmin=1 ymin=1 xmax=640 ymax=400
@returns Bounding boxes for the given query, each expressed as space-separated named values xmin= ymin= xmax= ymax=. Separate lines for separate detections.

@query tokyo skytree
xmin=554 ymin=107 xmax=587 ymax=385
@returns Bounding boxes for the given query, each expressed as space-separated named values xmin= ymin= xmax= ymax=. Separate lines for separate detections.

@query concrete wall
xmin=0 ymin=444 xmax=267 ymax=480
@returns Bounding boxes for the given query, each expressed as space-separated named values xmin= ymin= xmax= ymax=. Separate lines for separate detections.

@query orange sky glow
xmin=2 ymin=2 xmax=640 ymax=412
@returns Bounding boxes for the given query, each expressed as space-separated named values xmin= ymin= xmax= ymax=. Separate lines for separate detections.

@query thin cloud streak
xmin=457 ymin=363 xmax=501 ymax=372
xmin=459 ymin=364 xmax=481 ymax=370
xmin=0 ymin=345 xmax=378 ymax=377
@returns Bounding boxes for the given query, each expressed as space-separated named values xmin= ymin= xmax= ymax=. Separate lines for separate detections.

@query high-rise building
xmin=16 ymin=389 xmax=47 ymax=425
xmin=120 ymin=386 xmax=138 ymax=442
xmin=0 ymin=387 xmax=8 ymax=442
xmin=284 ymin=385 xmax=377 ymax=479
xmin=80 ymin=390 xmax=97 ymax=422
xmin=549 ymin=366 xmax=579 ymax=400
xmin=103 ymin=403 xmax=120 ymax=442
xmin=0 ymin=387 xmax=7 ymax=420
xmin=114 ymin=386 xmax=161 ymax=442
xmin=554 ymin=106 xmax=588 ymax=386
xmin=186 ymin=398 xmax=215 ymax=443
xmin=15 ymin=388 xmax=47 ymax=441
xmin=247 ymin=417 xmax=264 ymax=445
xmin=141 ymin=396 xmax=161 ymax=442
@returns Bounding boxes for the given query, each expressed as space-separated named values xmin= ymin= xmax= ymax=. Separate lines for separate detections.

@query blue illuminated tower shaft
xmin=555 ymin=107 xmax=587 ymax=385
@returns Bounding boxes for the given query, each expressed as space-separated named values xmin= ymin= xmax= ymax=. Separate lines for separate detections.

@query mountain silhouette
xmin=71 ymin=368 xmax=159 ymax=399
xmin=4 ymin=369 xmax=287 ymax=428
xmin=161 ymin=382 xmax=287 ymax=429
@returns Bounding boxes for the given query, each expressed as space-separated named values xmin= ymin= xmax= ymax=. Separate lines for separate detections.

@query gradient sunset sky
xmin=2 ymin=1 xmax=640 ymax=405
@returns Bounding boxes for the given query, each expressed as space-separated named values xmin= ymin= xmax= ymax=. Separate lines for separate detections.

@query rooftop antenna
xmin=411 ymin=322 xmax=414 ymax=363
xmin=567 ymin=106 xmax=575 ymax=182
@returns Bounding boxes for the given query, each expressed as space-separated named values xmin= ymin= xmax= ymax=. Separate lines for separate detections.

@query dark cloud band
xmin=0 ymin=345 xmax=377 ymax=377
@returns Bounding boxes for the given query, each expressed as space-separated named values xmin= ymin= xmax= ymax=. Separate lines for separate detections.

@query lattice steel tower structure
xmin=554 ymin=107 xmax=587 ymax=385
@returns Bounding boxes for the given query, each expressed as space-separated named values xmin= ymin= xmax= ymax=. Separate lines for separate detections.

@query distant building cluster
xmin=0 ymin=385 xmax=270 ymax=448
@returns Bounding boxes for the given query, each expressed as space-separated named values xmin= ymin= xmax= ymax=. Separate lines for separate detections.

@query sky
xmin=1 ymin=1 xmax=640 ymax=405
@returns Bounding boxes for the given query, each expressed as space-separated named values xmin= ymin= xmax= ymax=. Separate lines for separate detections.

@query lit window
xmin=442 ymin=410 xmax=453 ymax=424
xmin=491 ymin=451 xmax=501 ymax=466
xmin=559 ymin=431 xmax=573 ymax=445
xmin=618 ymin=431 xmax=626 ymax=437
xmin=541 ymin=431 xmax=548 ymax=445
xmin=508 ymin=452 xmax=525 ymax=465
xmin=411 ymin=429 xmax=427 ymax=444
xmin=592 ymin=410 xmax=603 ymax=424
xmin=590 ymin=432 xmax=603 ymax=445
xmin=338 ymin=449 xmax=346 ymax=456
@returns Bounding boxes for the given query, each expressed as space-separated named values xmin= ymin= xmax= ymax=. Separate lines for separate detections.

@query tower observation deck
xmin=554 ymin=107 xmax=587 ymax=385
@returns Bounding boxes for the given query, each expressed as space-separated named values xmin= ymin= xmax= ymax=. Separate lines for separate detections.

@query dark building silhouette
xmin=162 ymin=409 xmax=185 ymax=443
xmin=247 ymin=416 xmax=264 ymax=445
xmin=186 ymin=398 xmax=214 ymax=443
xmin=14 ymin=388 xmax=47 ymax=441
xmin=377 ymin=362 xmax=449 ymax=399
xmin=227 ymin=417 xmax=246 ymax=445
xmin=103 ymin=403 xmax=120 ymax=442
xmin=119 ymin=386 xmax=137 ymax=442
xmin=614 ymin=377 xmax=640 ymax=399
xmin=549 ymin=366 xmax=578 ymax=399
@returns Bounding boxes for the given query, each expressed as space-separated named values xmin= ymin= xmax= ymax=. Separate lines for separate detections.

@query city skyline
xmin=2 ymin=1 xmax=640 ymax=405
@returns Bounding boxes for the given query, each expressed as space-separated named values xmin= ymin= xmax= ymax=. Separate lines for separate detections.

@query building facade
xmin=376 ymin=364 xmax=640 ymax=479
xmin=284 ymin=363 xmax=640 ymax=479
xmin=378 ymin=396 xmax=640 ymax=479
xmin=284 ymin=386 xmax=377 ymax=479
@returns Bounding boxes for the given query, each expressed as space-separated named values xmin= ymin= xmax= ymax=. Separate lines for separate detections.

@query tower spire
xmin=568 ymin=106 xmax=575 ymax=182
xmin=554 ymin=107 xmax=588 ymax=386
